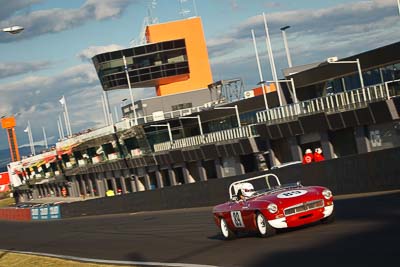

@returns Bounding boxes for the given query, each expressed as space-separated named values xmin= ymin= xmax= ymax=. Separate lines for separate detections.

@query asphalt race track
xmin=1 ymin=191 xmax=399 ymax=267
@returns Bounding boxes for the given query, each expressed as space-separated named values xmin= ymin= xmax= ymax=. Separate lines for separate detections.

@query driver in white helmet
xmin=236 ymin=182 xmax=255 ymax=201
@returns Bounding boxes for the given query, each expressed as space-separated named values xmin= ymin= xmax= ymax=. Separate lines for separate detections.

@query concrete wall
xmin=61 ymin=146 xmax=400 ymax=218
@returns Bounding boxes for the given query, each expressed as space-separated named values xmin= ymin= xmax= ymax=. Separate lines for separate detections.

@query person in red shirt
xmin=314 ymin=147 xmax=325 ymax=162
xmin=302 ymin=149 xmax=314 ymax=164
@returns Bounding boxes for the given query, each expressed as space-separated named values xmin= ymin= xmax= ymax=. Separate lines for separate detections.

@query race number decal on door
xmin=277 ymin=190 xmax=307 ymax=199
xmin=230 ymin=211 xmax=245 ymax=228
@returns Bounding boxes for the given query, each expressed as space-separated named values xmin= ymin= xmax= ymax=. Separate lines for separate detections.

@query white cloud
xmin=208 ymin=0 xmax=400 ymax=60
xmin=78 ymin=44 xmax=126 ymax=62
xmin=0 ymin=0 xmax=137 ymax=42
xmin=0 ymin=0 xmax=42 ymax=21
xmin=83 ymin=0 xmax=132 ymax=20
xmin=0 ymin=61 xmax=50 ymax=79
xmin=208 ymin=0 xmax=400 ymax=84
xmin=0 ymin=62 xmax=155 ymax=149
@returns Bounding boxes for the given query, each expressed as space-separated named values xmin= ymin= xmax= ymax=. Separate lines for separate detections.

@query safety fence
xmin=153 ymin=125 xmax=256 ymax=152
xmin=60 ymin=146 xmax=400 ymax=218
xmin=31 ymin=205 xmax=61 ymax=220
xmin=0 ymin=208 xmax=31 ymax=221
xmin=0 ymin=205 xmax=61 ymax=221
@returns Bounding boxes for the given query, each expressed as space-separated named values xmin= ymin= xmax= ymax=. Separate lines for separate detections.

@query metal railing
xmin=256 ymin=83 xmax=395 ymax=124
xmin=56 ymin=102 xmax=218 ymax=147
xmin=56 ymin=125 xmax=115 ymax=151
xmin=154 ymin=125 xmax=256 ymax=152
xmin=126 ymin=105 xmax=211 ymax=127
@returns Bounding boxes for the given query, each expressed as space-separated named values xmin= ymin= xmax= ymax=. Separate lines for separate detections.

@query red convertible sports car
xmin=213 ymin=174 xmax=335 ymax=239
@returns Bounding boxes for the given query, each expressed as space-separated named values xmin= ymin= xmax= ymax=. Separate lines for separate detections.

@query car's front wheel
xmin=220 ymin=218 xmax=236 ymax=240
xmin=256 ymin=212 xmax=276 ymax=238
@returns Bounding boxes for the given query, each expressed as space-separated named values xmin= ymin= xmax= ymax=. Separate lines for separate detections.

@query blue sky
xmin=0 ymin=0 xmax=399 ymax=151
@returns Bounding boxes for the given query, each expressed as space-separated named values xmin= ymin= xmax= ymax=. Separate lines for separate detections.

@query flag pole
xmin=57 ymin=119 xmax=62 ymax=140
xmin=62 ymin=95 xmax=73 ymax=136
xmin=103 ymin=91 xmax=113 ymax=125
xmin=123 ymin=56 xmax=138 ymax=125
xmin=42 ymin=126 xmax=48 ymax=149
xmin=251 ymin=29 xmax=269 ymax=110
xmin=63 ymin=111 xmax=70 ymax=137
xmin=58 ymin=115 xmax=65 ymax=139
xmin=101 ymin=94 xmax=109 ymax=125
xmin=28 ymin=121 xmax=35 ymax=155
xmin=262 ymin=12 xmax=284 ymax=106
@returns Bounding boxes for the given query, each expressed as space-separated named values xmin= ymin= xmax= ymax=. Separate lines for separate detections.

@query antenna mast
xmin=130 ymin=0 xmax=158 ymax=47
xmin=178 ymin=0 xmax=198 ymax=18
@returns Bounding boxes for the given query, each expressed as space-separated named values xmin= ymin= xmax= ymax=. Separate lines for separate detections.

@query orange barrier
xmin=0 ymin=208 xmax=31 ymax=221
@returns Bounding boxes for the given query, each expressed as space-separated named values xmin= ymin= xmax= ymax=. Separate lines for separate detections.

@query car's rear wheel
xmin=220 ymin=218 xmax=236 ymax=240
xmin=256 ymin=212 xmax=276 ymax=238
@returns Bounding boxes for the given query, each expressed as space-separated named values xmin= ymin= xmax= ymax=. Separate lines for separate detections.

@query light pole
xmin=179 ymin=115 xmax=204 ymax=137
xmin=280 ymin=25 xmax=292 ymax=68
xmin=149 ymin=123 xmax=173 ymax=144
xmin=214 ymin=105 xmax=241 ymax=127
xmin=1 ymin=26 xmax=24 ymax=34
xmin=327 ymin=56 xmax=365 ymax=99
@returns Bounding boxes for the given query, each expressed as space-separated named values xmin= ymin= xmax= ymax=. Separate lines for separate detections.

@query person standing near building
xmin=314 ymin=148 xmax=325 ymax=162
xmin=61 ymin=187 xmax=67 ymax=197
xmin=302 ymin=149 xmax=314 ymax=164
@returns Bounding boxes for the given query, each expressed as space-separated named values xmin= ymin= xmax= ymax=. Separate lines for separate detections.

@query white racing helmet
xmin=315 ymin=147 xmax=322 ymax=154
xmin=236 ymin=182 xmax=255 ymax=198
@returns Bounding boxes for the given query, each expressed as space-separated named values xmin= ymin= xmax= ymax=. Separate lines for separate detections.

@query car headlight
xmin=322 ymin=189 xmax=332 ymax=199
xmin=267 ymin=203 xmax=278 ymax=213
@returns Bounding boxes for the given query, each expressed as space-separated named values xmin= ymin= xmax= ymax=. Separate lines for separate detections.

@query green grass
xmin=0 ymin=198 xmax=15 ymax=208
xmin=0 ymin=251 xmax=137 ymax=267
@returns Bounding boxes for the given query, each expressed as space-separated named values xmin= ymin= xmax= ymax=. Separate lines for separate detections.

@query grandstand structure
xmin=7 ymin=16 xmax=400 ymax=201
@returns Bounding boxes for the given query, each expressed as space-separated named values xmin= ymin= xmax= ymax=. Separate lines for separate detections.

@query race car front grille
xmin=284 ymin=199 xmax=324 ymax=216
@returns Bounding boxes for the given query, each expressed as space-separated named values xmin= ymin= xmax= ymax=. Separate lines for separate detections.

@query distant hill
xmin=0 ymin=146 xmax=50 ymax=172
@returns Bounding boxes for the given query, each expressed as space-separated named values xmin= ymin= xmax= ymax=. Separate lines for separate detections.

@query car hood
xmin=252 ymin=186 xmax=325 ymax=206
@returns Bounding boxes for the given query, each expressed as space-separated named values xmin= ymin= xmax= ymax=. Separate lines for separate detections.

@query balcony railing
xmin=256 ymin=83 xmax=396 ymax=124
xmin=154 ymin=125 xmax=256 ymax=152
xmin=153 ymin=80 xmax=400 ymax=153
xmin=123 ymin=105 xmax=213 ymax=128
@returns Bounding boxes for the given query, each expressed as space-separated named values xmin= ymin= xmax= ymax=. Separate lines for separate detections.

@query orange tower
xmin=1 ymin=116 xmax=20 ymax=162
xmin=146 ymin=17 xmax=213 ymax=96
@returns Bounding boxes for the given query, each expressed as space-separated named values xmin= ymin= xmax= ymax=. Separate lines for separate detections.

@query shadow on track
xmin=246 ymin=192 xmax=400 ymax=267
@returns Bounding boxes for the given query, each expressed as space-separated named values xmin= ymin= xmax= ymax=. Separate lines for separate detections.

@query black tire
xmin=321 ymin=209 xmax=335 ymax=224
xmin=256 ymin=212 xmax=276 ymax=238
xmin=220 ymin=218 xmax=236 ymax=240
